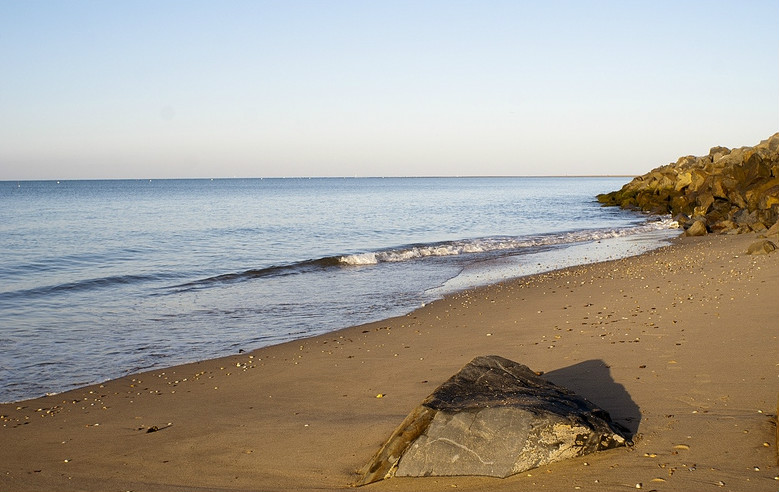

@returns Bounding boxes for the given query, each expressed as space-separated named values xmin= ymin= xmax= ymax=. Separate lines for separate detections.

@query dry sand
xmin=1 ymin=232 xmax=777 ymax=492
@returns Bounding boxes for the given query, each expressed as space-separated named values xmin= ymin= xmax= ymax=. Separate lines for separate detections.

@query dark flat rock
xmin=355 ymin=355 xmax=628 ymax=485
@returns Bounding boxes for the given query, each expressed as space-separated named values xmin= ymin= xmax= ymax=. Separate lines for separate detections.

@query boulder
xmin=734 ymin=208 xmax=758 ymax=226
xmin=355 ymin=355 xmax=628 ymax=486
xmin=750 ymin=222 xmax=768 ymax=233
xmin=675 ymin=171 xmax=693 ymax=191
xmin=684 ymin=220 xmax=708 ymax=237
xmin=710 ymin=219 xmax=737 ymax=234
xmin=709 ymin=145 xmax=730 ymax=157
xmin=746 ymin=239 xmax=777 ymax=255
xmin=673 ymin=213 xmax=693 ymax=230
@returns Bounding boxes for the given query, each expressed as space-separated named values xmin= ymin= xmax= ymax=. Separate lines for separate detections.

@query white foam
xmin=338 ymin=217 xmax=678 ymax=267
xmin=339 ymin=252 xmax=379 ymax=265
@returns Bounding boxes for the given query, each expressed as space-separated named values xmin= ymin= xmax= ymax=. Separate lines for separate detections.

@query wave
xmin=170 ymin=217 xmax=678 ymax=290
xmin=0 ymin=273 xmax=176 ymax=302
xmin=338 ymin=218 xmax=678 ymax=266
xmin=0 ymin=248 xmax=154 ymax=279
xmin=165 ymin=257 xmax=344 ymax=292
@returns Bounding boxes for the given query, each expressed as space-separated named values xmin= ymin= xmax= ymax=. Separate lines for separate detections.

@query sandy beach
xmin=1 ymin=232 xmax=777 ymax=492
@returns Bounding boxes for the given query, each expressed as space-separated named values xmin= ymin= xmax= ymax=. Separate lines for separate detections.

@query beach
xmin=1 ymin=231 xmax=777 ymax=491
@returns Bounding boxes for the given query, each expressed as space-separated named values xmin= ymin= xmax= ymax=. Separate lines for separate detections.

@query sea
xmin=0 ymin=177 xmax=679 ymax=403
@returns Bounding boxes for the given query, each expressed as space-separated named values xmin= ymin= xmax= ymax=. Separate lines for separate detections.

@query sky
xmin=0 ymin=0 xmax=777 ymax=180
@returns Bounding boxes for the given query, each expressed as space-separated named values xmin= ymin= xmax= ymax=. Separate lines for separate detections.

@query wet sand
xmin=1 ymin=232 xmax=777 ymax=492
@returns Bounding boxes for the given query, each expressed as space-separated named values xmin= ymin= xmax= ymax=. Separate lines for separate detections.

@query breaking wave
xmin=338 ymin=218 xmax=678 ymax=266
xmin=165 ymin=217 xmax=678 ymax=292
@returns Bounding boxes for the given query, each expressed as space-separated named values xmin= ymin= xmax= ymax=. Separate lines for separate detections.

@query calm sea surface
xmin=0 ymin=177 xmax=678 ymax=402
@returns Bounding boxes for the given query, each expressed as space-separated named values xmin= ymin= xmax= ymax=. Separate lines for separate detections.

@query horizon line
xmin=1 ymin=174 xmax=638 ymax=183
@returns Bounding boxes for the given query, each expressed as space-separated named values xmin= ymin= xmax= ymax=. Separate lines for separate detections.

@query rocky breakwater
xmin=597 ymin=133 xmax=779 ymax=235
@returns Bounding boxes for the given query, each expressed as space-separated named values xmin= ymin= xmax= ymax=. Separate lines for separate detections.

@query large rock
xmin=354 ymin=355 xmax=628 ymax=486
xmin=746 ymin=239 xmax=777 ymax=255
xmin=684 ymin=219 xmax=708 ymax=237
xmin=597 ymin=133 xmax=779 ymax=233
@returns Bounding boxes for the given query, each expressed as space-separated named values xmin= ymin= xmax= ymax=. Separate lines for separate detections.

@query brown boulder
xmin=694 ymin=192 xmax=715 ymax=216
xmin=709 ymin=145 xmax=730 ymax=158
xmin=684 ymin=220 xmax=708 ymax=237
xmin=727 ymin=190 xmax=748 ymax=209
xmin=710 ymin=219 xmax=737 ymax=234
xmin=749 ymin=222 xmax=768 ymax=233
xmin=746 ymin=240 xmax=777 ymax=255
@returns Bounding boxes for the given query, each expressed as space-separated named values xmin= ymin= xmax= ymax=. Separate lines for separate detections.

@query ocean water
xmin=0 ymin=177 xmax=678 ymax=403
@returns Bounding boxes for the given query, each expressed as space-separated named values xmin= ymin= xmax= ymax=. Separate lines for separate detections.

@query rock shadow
xmin=542 ymin=359 xmax=641 ymax=437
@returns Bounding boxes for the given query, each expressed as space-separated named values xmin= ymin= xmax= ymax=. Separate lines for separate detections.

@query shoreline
xmin=1 ymin=232 xmax=777 ymax=491
xmin=1 ymin=222 xmax=677 ymax=406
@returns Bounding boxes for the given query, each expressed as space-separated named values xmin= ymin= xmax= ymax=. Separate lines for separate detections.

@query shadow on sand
xmin=542 ymin=359 xmax=641 ymax=438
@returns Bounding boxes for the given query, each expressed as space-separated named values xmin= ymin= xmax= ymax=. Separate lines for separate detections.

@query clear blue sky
xmin=1 ymin=0 xmax=777 ymax=179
